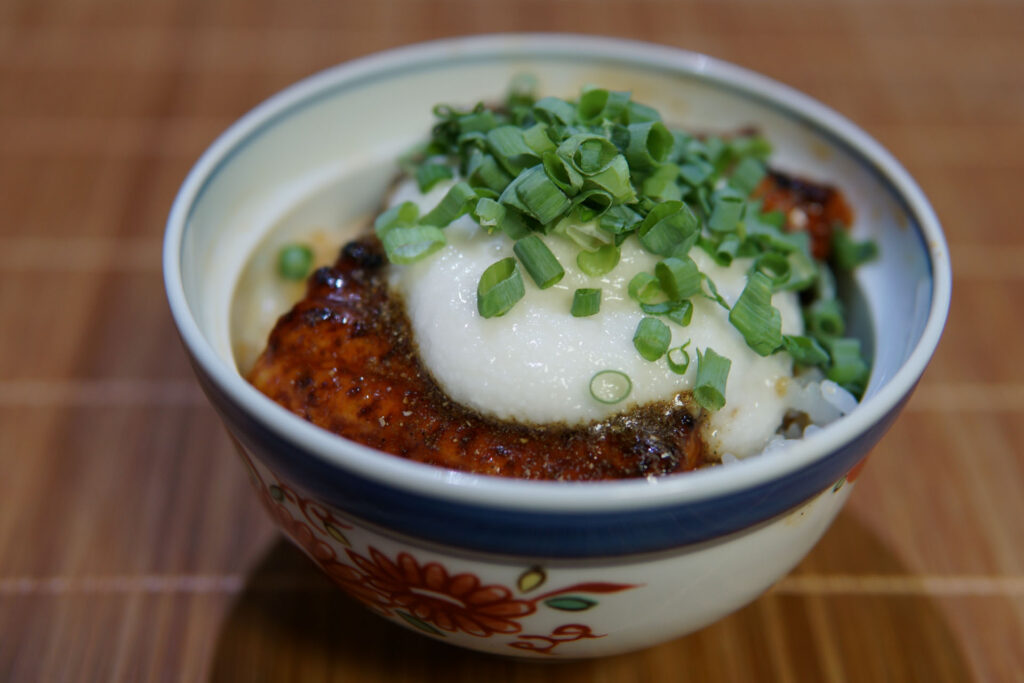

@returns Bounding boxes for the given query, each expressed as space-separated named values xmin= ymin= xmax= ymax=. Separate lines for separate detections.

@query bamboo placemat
xmin=1 ymin=1 xmax=1022 ymax=680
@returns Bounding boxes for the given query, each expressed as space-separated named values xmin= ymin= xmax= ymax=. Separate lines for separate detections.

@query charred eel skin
xmin=248 ymin=238 xmax=708 ymax=481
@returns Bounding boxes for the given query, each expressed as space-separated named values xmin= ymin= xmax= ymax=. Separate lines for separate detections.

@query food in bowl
xmin=166 ymin=35 xmax=949 ymax=658
xmin=245 ymin=83 xmax=877 ymax=480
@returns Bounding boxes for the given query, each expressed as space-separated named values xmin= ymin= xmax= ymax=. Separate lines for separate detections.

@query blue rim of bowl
xmin=164 ymin=34 xmax=951 ymax=529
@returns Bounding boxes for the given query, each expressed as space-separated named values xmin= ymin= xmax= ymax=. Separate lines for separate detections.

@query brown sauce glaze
xmin=247 ymin=238 xmax=710 ymax=480
xmin=754 ymin=170 xmax=854 ymax=260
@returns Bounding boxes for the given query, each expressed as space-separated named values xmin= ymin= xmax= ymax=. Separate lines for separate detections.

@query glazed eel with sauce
xmin=247 ymin=171 xmax=851 ymax=481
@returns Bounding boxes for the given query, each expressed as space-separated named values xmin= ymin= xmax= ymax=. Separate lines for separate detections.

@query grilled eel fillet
xmin=247 ymin=170 xmax=851 ymax=480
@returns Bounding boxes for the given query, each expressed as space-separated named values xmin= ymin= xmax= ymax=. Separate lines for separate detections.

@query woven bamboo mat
xmin=1 ymin=0 xmax=1022 ymax=680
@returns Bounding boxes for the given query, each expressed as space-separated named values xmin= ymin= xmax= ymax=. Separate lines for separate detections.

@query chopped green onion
xmin=666 ymin=300 xmax=694 ymax=327
xmin=542 ymin=150 xmax=583 ymax=195
xmin=638 ymin=299 xmax=693 ymax=326
xmin=533 ymin=96 xmax=577 ymax=126
xmin=555 ymin=212 xmax=613 ymax=251
xmin=415 ymin=163 xmax=454 ymax=193
xmin=514 ymin=234 xmax=564 ymax=289
xmin=713 ymin=234 xmax=742 ymax=266
xmin=381 ymin=225 xmax=446 ymax=264
xmin=655 ymin=255 xmax=702 ymax=301
xmin=628 ymin=272 xmax=664 ymax=304
xmin=571 ymin=288 xmax=602 ymax=317
xmin=457 ymin=109 xmax=499 ymax=135
xmin=277 ymin=244 xmax=314 ymax=281
xmin=487 ymin=126 xmax=539 ymax=176
xmin=598 ymin=204 xmax=643 ymax=236
xmin=497 ymin=207 xmax=533 ymax=240
xmin=506 ymin=165 xmax=571 ymax=225
xmin=374 ymin=201 xmax=419 ymax=237
xmin=637 ymin=201 xmax=699 ymax=256
xmin=420 ymin=182 xmax=476 ymax=227
xmin=589 ymin=369 xmax=632 ymax=404
xmin=468 ymin=154 xmax=513 ymax=193
xmin=825 ymin=337 xmax=870 ymax=396
xmin=694 ymin=347 xmax=731 ymax=412
xmin=642 ymin=163 xmax=682 ymax=202
xmin=523 ymin=123 xmax=555 ymax=155
xmin=477 ymin=257 xmax=525 ymax=318
xmin=701 ymin=273 xmax=731 ymax=310
xmin=666 ymin=341 xmax=692 ymax=375
xmin=708 ymin=192 xmax=745 ymax=233
xmin=472 ymin=197 xmax=506 ymax=232
xmin=583 ymin=154 xmax=635 ymax=204
xmin=626 ymin=100 xmax=661 ymax=124
xmin=805 ymin=298 xmax=845 ymax=340
xmin=832 ymin=227 xmax=879 ymax=270
xmin=731 ymin=134 xmax=773 ymax=160
xmin=577 ymin=243 xmax=621 ymax=276
xmin=679 ymin=159 xmax=714 ymax=187
xmin=626 ymin=121 xmax=674 ymax=169
xmin=729 ymin=157 xmax=767 ymax=195
xmin=729 ymin=271 xmax=783 ymax=355
xmin=752 ymin=252 xmax=792 ymax=288
xmin=777 ymin=249 xmax=818 ymax=292
xmin=782 ymin=334 xmax=829 ymax=366
xmin=557 ymin=134 xmax=620 ymax=176
xmin=576 ymin=88 xmax=629 ymax=124
xmin=633 ymin=317 xmax=672 ymax=361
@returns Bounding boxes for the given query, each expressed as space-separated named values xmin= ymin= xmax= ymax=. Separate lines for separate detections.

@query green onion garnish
xmin=782 ymin=334 xmax=830 ymax=366
xmin=701 ymin=273 xmax=731 ymax=310
xmin=571 ymin=288 xmax=602 ymax=317
xmin=666 ymin=300 xmax=694 ymax=327
xmin=383 ymin=84 xmax=876 ymax=404
xmin=832 ymin=226 xmax=879 ymax=270
xmin=477 ymin=258 xmax=525 ymax=318
xmin=805 ymin=298 xmax=846 ymax=340
xmin=637 ymin=201 xmax=699 ymax=256
xmin=381 ymin=225 xmax=446 ymax=264
xmin=666 ymin=341 xmax=692 ymax=375
xmin=416 ymin=163 xmax=454 ymax=193
xmin=642 ymin=162 xmax=682 ymax=202
xmin=487 ymin=126 xmax=539 ymax=175
xmin=420 ymin=181 xmax=476 ymax=227
xmin=577 ymin=243 xmax=621 ymax=277
xmin=694 ymin=347 xmax=731 ymax=412
xmin=825 ymin=337 xmax=870 ymax=396
xmin=628 ymin=272 xmax=663 ymax=304
xmin=576 ymin=88 xmax=629 ymax=124
xmin=655 ymin=255 xmax=702 ymax=301
xmin=752 ymin=252 xmax=792 ymax=289
xmin=542 ymin=151 xmax=583 ymax=195
xmin=468 ymin=154 xmax=512 ymax=193
xmin=503 ymin=165 xmax=571 ymax=225
xmin=626 ymin=121 xmax=674 ymax=169
xmin=513 ymin=234 xmax=564 ymax=289
xmin=374 ymin=201 xmax=419 ymax=237
xmin=533 ymin=96 xmax=576 ymax=126
xmin=633 ymin=317 xmax=672 ymax=361
xmin=708 ymin=192 xmax=745 ymax=233
xmin=589 ymin=369 xmax=632 ymax=404
xmin=277 ymin=244 xmax=314 ymax=281
xmin=728 ymin=157 xmax=767 ymax=195
xmin=729 ymin=271 xmax=783 ymax=356
xmin=472 ymin=197 xmax=505 ymax=232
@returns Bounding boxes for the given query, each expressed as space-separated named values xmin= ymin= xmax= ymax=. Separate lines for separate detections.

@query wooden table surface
xmin=1 ymin=0 xmax=1022 ymax=680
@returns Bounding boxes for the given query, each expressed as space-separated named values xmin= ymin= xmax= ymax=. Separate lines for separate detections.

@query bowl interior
xmin=167 ymin=36 xmax=946 ymax=507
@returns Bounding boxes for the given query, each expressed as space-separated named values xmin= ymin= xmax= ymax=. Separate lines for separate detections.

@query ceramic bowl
xmin=163 ymin=35 xmax=950 ymax=658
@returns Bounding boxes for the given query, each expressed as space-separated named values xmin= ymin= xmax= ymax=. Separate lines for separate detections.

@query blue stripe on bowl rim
xmin=197 ymin=358 xmax=911 ymax=558
xmin=165 ymin=34 xmax=950 ymax=558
